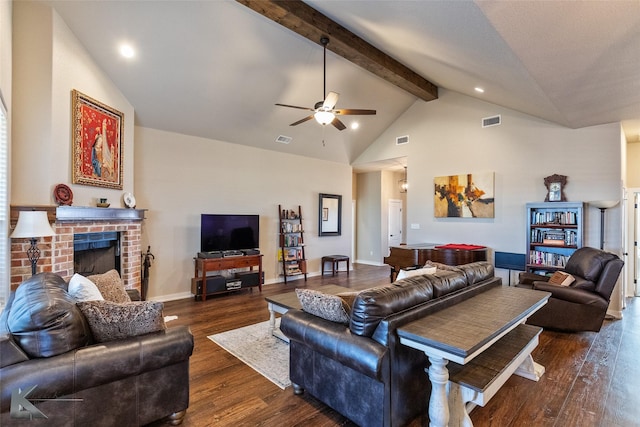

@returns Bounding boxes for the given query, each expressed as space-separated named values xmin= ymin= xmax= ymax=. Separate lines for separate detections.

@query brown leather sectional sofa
xmin=281 ymin=261 xmax=499 ymax=427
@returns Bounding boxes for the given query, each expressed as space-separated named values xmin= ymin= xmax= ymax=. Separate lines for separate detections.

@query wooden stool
xmin=321 ymin=255 xmax=350 ymax=276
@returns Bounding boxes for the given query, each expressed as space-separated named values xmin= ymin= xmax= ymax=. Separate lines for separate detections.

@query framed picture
xmin=72 ymin=90 xmax=124 ymax=189
xmin=434 ymin=172 xmax=495 ymax=218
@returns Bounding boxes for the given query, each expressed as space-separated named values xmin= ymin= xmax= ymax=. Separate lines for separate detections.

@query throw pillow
xmin=423 ymin=261 xmax=463 ymax=273
xmin=77 ymin=300 xmax=166 ymax=343
xmin=295 ymin=289 xmax=350 ymax=324
xmin=87 ymin=269 xmax=131 ymax=303
xmin=68 ymin=273 xmax=105 ymax=302
xmin=396 ymin=266 xmax=437 ymax=280
xmin=548 ymin=271 xmax=575 ymax=287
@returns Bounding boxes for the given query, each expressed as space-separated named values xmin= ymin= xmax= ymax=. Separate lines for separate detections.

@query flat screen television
xmin=200 ymin=214 xmax=259 ymax=252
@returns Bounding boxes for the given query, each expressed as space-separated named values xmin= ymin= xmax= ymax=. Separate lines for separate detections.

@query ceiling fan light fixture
xmin=314 ymin=110 xmax=335 ymax=125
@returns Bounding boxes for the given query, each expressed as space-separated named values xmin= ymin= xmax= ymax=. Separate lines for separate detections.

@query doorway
xmin=634 ymin=192 xmax=640 ymax=296
xmin=624 ymin=189 xmax=640 ymax=298
xmin=389 ymin=199 xmax=403 ymax=247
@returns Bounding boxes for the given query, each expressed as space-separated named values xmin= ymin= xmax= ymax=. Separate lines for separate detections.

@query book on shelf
xmin=531 ymin=210 xmax=577 ymax=226
xmin=542 ymin=238 xmax=565 ymax=245
xmin=529 ymin=250 xmax=568 ymax=268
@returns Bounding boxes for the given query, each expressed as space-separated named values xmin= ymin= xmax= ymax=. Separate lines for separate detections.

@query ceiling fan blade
xmin=276 ymin=103 xmax=315 ymax=111
xmin=290 ymin=115 xmax=315 ymax=126
xmin=322 ymin=91 xmax=339 ymax=110
xmin=334 ymin=108 xmax=377 ymax=116
xmin=331 ymin=117 xmax=347 ymax=131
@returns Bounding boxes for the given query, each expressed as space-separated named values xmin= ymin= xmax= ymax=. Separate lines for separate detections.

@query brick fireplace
xmin=10 ymin=206 xmax=146 ymax=291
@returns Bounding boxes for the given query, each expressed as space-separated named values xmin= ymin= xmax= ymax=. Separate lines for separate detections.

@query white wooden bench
xmin=446 ymin=323 xmax=545 ymax=426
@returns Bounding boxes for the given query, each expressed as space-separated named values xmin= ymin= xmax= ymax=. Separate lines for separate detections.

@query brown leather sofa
xmin=518 ymin=247 xmax=624 ymax=332
xmin=0 ymin=273 xmax=194 ymax=426
xmin=281 ymin=261 xmax=499 ymax=427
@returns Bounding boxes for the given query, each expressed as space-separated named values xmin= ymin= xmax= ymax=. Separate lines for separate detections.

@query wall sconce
xmin=399 ymin=167 xmax=408 ymax=193
xmin=10 ymin=211 xmax=56 ymax=276
xmin=588 ymin=200 xmax=619 ymax=250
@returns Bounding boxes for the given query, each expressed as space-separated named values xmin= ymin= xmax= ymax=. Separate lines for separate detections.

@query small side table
xmin=321 ymin=255 xmax=350 ymax=276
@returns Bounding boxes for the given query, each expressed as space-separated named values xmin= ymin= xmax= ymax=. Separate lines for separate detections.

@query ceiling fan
xmin=276 ymin=37 xmax=376 ymax=131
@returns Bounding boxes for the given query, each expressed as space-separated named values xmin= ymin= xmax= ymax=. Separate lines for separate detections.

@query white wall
xmin=355 ymin=90 xmax=623 ymax=255
xmin=11 ymin=2 xmax=134 ymax=206
xmin=134 ymin=126 xmax=352 ymax=300
xmin=356 ymin=171 xmax=382 ymax=264
xmin=0 ymin=1 xmax=10 ymax=102
xmin=355 ymin=89 xmax=624 ymax=313
xmin=627 ymin=142 xmax=640 ymax=187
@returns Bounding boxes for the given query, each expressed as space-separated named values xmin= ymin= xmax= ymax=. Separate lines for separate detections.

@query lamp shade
xmin=589 ymin=200 xmax=619 ymax=209
xmin=10 ymin=211 xmax=56 ymax=238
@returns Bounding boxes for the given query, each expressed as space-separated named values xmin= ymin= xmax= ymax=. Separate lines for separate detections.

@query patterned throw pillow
xmin=77 ymin=300 xmax=165 ymax=342
xmin=87 ymin=269 xmax=131 ymax=303
xmin=396 ymin=266 xmax=437 ymax=280
xmin=295 ymin=289 xmax=351 ymax=324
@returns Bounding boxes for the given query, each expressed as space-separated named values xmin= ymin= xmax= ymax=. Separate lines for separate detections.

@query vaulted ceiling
xmin=47 ymin=0 xmax=640 ymax=167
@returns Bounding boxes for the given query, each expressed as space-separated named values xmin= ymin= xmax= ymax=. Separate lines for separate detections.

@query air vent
xmin=396 ymin=135 xmax=409 ymax=145
xmin=482 ymin=115 xmax=501 ymax=128
xmin=275 ymin=135 xmax=292 ymax=144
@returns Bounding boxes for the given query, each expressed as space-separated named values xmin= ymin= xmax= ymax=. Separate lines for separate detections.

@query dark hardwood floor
xmin=157 ymin=264 xmax=640 ymax=427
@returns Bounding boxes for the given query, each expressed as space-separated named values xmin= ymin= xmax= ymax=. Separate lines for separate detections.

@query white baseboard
xmin=606 ymin=309 xmax=623 ymax=320
xmin=152 ymin=267 xmax=355 ymax=301
xmin=149 ymin=291 xmax=193 ymax=302
xmin=355 ymin=259 xmax=386 ymax=266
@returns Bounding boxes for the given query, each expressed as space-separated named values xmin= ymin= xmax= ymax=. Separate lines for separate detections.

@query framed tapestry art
xmin=72 ymin=90 xmax=124 ymax=189
xmin=434 ymin=172 xmax=495 ymax=218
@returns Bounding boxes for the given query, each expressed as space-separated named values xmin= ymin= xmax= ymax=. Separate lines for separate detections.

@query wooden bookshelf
xmin=278 ymin=205 xmax=307 ymax=284
xmin=525 ymin=202 xmax=584 ymax=274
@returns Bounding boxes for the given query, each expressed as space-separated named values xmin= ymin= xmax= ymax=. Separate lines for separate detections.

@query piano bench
xmin=321 ymin=255 xmax=350 ymax=277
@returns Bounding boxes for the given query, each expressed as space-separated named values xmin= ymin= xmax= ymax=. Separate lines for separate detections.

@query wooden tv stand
xmin=193 ymin=254 xmax=263 ymax=301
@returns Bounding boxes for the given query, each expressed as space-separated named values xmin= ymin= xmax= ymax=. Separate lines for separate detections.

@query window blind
xmin=0 ymin=94 xmax=8 ymax=307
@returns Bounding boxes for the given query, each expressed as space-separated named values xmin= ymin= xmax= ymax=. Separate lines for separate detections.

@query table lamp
xmin=588 ymin=200 xmax=619 ymax=250
xmin=10 ymin=211 xmax=56 ymax=275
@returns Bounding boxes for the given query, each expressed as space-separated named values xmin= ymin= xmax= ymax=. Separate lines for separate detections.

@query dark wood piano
xmin=383 ymin=243 xmax=488 ymax=282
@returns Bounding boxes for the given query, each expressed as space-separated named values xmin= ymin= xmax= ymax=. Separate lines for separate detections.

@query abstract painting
xmin=434 ymin=172 xmax=495 ymax=218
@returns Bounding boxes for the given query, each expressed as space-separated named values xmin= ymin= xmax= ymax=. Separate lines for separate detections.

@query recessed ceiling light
xmin=474 ymin=87 xmax=485 ymax=93
xmin=351 ymin=122 xmax=359 ymax=130
xmin=119 ymin=44 xmax=135 ymax=59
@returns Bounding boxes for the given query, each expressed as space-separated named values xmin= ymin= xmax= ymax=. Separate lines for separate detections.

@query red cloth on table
xmin=435 ymin=244 xmax=486 ymax=250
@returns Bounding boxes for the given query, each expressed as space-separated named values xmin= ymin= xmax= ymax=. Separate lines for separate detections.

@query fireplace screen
xmin=74 ymin=232 xmax=121 ymax=276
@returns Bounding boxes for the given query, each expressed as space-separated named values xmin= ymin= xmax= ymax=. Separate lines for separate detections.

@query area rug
xmin=208 ymin=319 xmax=290 ymax=389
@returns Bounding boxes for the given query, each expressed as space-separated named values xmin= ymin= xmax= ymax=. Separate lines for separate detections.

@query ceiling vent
xmin=275 ymin=135 xmax=292 ymax=144
xmin=482 ymin=115 xmax=501 ymax=128
xmin=396 ymin=135 xmax=410 ymax=145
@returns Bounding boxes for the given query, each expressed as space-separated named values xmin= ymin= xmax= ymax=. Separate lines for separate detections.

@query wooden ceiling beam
xmin=236 ymin=0 xmax=438 ymax=102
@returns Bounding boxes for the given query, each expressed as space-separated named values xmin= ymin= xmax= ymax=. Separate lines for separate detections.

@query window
xmin=0 ymin=93 xmax=8 ymax=307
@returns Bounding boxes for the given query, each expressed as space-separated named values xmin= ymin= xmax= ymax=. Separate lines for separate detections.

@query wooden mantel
xmin=10 ymin=205 xmax=146 ymax=226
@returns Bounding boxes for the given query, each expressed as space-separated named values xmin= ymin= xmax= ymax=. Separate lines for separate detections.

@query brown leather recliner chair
xmin=518 ymin=247 xmax=624 ymax=332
